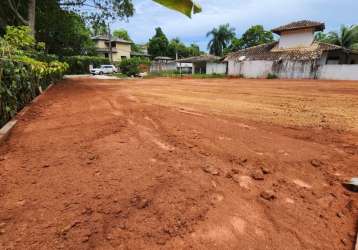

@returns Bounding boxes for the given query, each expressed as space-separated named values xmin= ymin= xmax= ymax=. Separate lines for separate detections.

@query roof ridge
xmin=272 ymin=20 xmax=325 ymax=34
xmin=226 ymin=41 xmax=278 ymax=57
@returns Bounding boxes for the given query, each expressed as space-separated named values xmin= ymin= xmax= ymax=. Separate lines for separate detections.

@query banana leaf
xmin=153 ymin=0 xmax=202 ymax=17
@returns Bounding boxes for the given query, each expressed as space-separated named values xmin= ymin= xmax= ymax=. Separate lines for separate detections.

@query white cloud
xmin=112 ymin=0 xmax=358 ymax=51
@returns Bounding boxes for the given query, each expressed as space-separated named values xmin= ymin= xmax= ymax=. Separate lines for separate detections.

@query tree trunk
xmin=28 ymin=0 xmax=36 ymax=35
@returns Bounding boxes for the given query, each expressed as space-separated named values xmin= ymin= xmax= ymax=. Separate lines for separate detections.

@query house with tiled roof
xmin=92 ymin=35 xmax=132 ymax=62
xmin=224 ymin=20 xmax=358 ymax=79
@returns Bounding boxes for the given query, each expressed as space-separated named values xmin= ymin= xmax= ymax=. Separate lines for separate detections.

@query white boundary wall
xmin=317 ymin=65 xmax=358 ymax=80
xmin=206 ymin=63 xmax=227 ymax=75
xmin=150 ymin=62 xmax=177 ymax=72
xmin=227 ymin=60 xmax=273 ymax=78
xmin=240 ymin=61 xmax=273 ymax=78
xmin=227 ymin=59 xmax=358 ymax=80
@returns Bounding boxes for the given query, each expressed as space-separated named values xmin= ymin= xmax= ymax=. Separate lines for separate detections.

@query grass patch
xmin=145 ymin=71 xmax=229 ymax=79
xmin=267 ymin=73 xmax=278 ymax=79
xmin=111 ymin=72 xmax=130 ymax=78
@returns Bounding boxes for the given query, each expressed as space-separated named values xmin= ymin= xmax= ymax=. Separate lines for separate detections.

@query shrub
xmin=267 ymin=73 xmax=278 ymax=79
xmin=118 ymin=58 xmax=151 ymax=76
xmin=0 ymin=26 xmax=68 ymax=128
xmin=61 ymin=55 xmax=110 ymax=74
xmin=0 ymin=58 xmax=68 ymax=127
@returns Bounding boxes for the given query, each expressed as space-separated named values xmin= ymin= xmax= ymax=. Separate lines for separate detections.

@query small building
xmin=154 ymin=56 xmax=174 ymax=63
xmin=176 ymin=55 xmax=227 ymax=74
xmin=92 ymin=35 xmax=132 ymax=62
xmin=224 ymin=20 xmax=358 ymax=79
xmin=150 ymin=57 xmax=176 ymax=72
xmin=177 ymin=63 xmax=193 ymax=74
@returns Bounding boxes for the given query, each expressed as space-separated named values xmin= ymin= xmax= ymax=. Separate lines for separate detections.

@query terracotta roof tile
xmin=224 ymin=42 xmax=345 ymax=61
xmin=176 ymin=55 xmax=221 ymax=63
xmin=272 ymin=20 xmax=325 ymax=34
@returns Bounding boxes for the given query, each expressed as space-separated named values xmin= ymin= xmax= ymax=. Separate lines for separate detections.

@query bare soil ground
xmin=0 ymin=77 xmax=357 ymax=250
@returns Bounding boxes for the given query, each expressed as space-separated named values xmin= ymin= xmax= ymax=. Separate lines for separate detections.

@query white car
xmin=90 ymin=65 xmax=118 ymax=75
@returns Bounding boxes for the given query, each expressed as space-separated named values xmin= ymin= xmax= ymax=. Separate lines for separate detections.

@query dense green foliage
xmin=148 ymin=29 xmax=201 ymax=59
xmin=1 ymin=0 xmax=96 ymax=57
xmin=113 ymin=29 xmax=132 ymax=41
xmin=118 ymin=58 xmax=150 ymax=76
xmin=62 ymin=56 xmax=110 ymax=74
xmin=36 ymin=1 xmax=96 ymax=56
xmin=167 ymin=38 xmax=201 ymax=59
xmin=315 ymin=25 xmax=358 ymax=50
xmin=2 ymin=0 xmax=200 ymax=38
xmin=0 ymin=26 xmax=68 ymax=127
xmin=229 ymin=25 xmax=274 ymax=51
xmin=148 ymin=27 xmax=170 ymax=58
xmin=207 ymin=24 xmax=235 ymax=56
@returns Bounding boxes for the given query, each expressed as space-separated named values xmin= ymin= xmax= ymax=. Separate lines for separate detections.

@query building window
xmin=104 ymin=53 xmax=109 ymax=58
xmin=121 ymin=56 xmax=127 ymax=60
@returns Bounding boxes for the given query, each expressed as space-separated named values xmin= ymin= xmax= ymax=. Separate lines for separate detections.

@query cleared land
xmin=0 ymin=77 xmax=357 ymax=250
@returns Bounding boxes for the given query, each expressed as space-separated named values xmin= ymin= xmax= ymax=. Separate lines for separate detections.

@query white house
xmin=224 ymin=20 xmax=358 ymax=80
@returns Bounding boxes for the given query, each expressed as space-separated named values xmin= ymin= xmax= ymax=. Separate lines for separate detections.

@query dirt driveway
xmin=0 ymin=77 xmax=357 ymax=250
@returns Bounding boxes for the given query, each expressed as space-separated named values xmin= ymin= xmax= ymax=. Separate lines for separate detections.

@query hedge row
xmin=0 ymin=58 xmax=67 ymax=128
xmin=61 ymin=56 xmax=110 ymax=74
xmin=116 ymin=58 xmax=151 ymax=76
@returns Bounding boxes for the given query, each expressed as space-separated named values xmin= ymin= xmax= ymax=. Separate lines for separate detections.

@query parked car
xmin=90 ymin=65 xmax=118 ymax=75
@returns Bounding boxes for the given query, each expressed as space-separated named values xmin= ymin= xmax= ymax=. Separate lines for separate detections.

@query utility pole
xmin=107 ymin=23 xmax=113 ymax=64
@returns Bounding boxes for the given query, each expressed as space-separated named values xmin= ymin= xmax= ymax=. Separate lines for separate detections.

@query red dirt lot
xmin=0 ymin=77 xmax=357 ymax=250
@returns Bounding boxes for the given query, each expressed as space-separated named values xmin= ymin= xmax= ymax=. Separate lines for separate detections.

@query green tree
xmin=113 ymin=29 xmax=131 ymax=41
xmin=91 ymin=21 xmax=108 ymax=36
xmin=238 ymin=25 xmax=274 ymax=50
xmin=315 ymin=25 xmax=358 ymax=50
xmin=4 ymin=0 xmax=201 ymax=35
xmin=167 ymin=38 xmax=201 ymax=59
xmin=227 ymin=37 xmax=244 ymax=52
xmin=207 ymin=24 xmax=235 ymax=56
xmin=168 ymin=38 xmax=188 ymax=59
xmin=148 ymin=27 xmax=169 ymax=58
xmin=187 ymin=43 xmax=201 ymax=56
xmin=36 ymin=1 xmax=96 ymax=56
xmin=314 ymin=32 xmax=329 ymax=43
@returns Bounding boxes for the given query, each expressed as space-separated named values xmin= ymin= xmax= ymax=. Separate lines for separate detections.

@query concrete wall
xmin=150 ymin=62 xmax=177 ymax=72
xmin=227 ymin=58 xmax=358 ymax=80
xmin=278 ymin=29 xmax=314 ymax=49
xmin=227 ymin=60 xmax=241 ymax=76
xmin=206 ymin=63 xmax=227 ymax=75
xmin=241 ymin=61 xmax=274 ymax=78
xmin=317 ymin=65 xmax=358 ymax=80
xmin=227 ymin=60 xmax=273 ymax=78
xmin=274 ymin=60 xmax=316 ymax=79
xmin=227 ymin=60 xmax=315 ymax=78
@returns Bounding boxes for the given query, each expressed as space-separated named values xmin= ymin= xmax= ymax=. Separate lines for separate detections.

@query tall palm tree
xmin=317 ymin=25 xmax=358 ymax=50
xmin=207 ymin=24 xmax=236 ymax=56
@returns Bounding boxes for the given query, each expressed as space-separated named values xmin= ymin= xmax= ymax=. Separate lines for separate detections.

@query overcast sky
xmin=112 ymin=0 xmax=358 ymax=51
